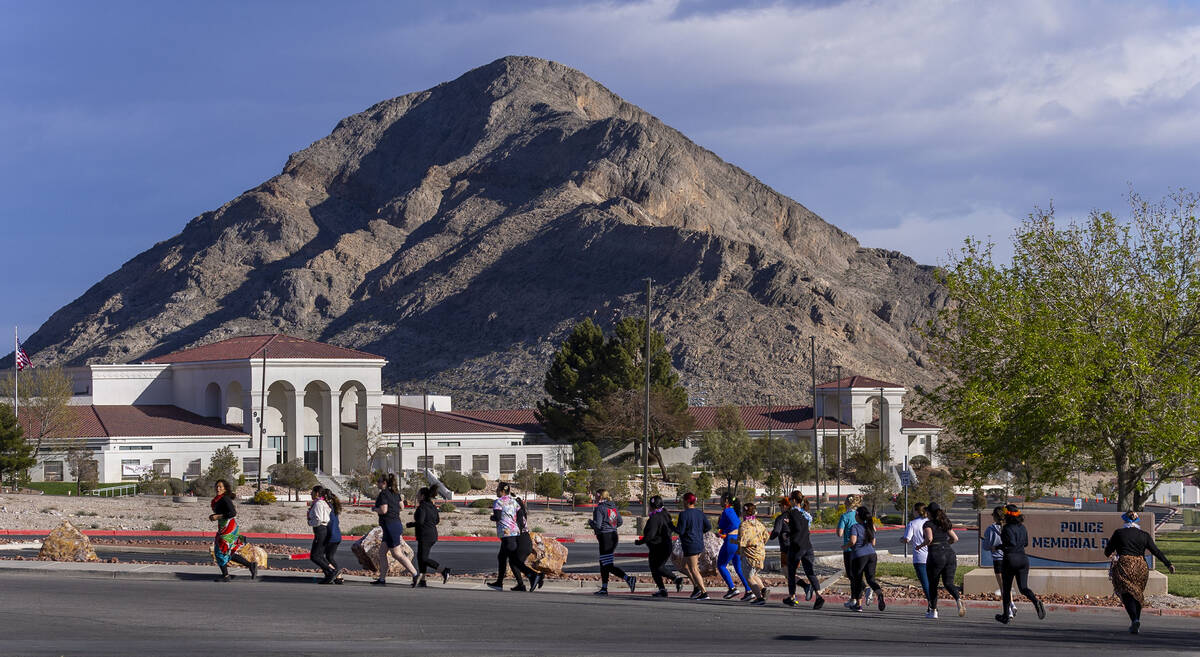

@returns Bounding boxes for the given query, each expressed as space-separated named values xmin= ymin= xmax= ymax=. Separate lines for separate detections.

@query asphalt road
xmin=0 ymin=573 xmax=1194 ymax=656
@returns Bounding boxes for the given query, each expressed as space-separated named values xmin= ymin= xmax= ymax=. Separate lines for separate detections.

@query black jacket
xmin=211 ymin=494 xmax=237 ymax=521
xmin=409 ymin=501 xmax=440 ymax=542
xmin=770 ymin=508 xmax=811 ymax=553
xmin=638 ymin=511 xmax=676 ymax=552
xmin=1105 ymin=527 xmax=1172 ymax=568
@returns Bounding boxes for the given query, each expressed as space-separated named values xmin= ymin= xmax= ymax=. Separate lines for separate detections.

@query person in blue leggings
xmin=716 ymin=493 xmax=751 ymax=600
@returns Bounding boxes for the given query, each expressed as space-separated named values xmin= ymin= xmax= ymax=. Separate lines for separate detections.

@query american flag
xmin=15 ymin=341 xmax=31 ymax=371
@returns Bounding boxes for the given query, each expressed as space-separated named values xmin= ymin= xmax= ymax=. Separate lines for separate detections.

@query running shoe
xmin=689 ymin=589 xmax=702 ymax=599
xmin=652 ymin=589 xmax=669 ymax=598
xmin=849 ymin=602 xmax=863 ymax=612
xmin=864 ymin=588 xmax=874 ymax=606
xmin=593 ymin=588 xmax=608 ymax=596
xmin=411 ymin=575 xmax=420 ymax=588
xmin=248 ymin=563 xmax=258 ymax=580
xmin=696 ymin=591 xmax=710 ymax=600
xmin=843 ymin=600 xmax=856 ymax=608
xmin=925 ymin=609 xmax=938 ymax=619
xmin=995 ymin=614 xmax=1011 ymax=624
xmin=511 ymin=583 xmax=527 ymax=591
xmin=1034 ymin=600 xmax=1046 ymax=620
xmin=803 ymin=582 xmax=814 ymax=601
xmin=214 ymin=574 xmax=233 ymax=583
xmin=625 ymin=574 xmax=637 ymax=593
xmin=371 ymin=579 xmax=387 ymax=587
xmin=877 ymin=595 xmax=886 ymax=612
xmin=956 ymin=597 xmax=967 ymax=617
xmin=813 ymin=596 xmax=825 ymax=611
xmin=760 ymin=587 xmax=770 ymax=602
xmin=1009 ymin=605 xmax=1017 ymax=617
xmin=674 ymin=576 xmax=685 ymax=593
xmin=782 ymin=597 xmax=799 ymax=608
xmin=751 ymin=596 xmax=767 ymax=606
xmin=484 ymin=580 xmax=503 ymax=590
xmin=442 ymin=568 xmax=452 ymax=585
xmin=741 ymin=590 xmax=755 ymax=601
xmin=1130 ymin=619 xmax=1140 ymax=634
xmin=534 ymin=573 xmax=545 ymax=590
xmin=723 ymin=588 xmax=740 ymax=599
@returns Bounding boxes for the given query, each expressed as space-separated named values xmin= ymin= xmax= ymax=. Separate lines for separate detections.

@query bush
xmin=534 ymin=471 xmax=564 ymax=499
xmin=250 ymin=490 xmax=277 ymax=505
xmin=237 ymin=474 xmax=247 ymax=486
xmin=816 ymin=504 xmax=845 ymax=528
xmin=469 ymin=498 xmax=493 ymax=508
xmin=150 ymin=521 xmax=172 ymax=531
xmin=439 ymin=502 xmax=456 ymax=513
xmin=248 ymin=523 xmax=281 ymax=534
xmin=441 ymin=471 xmax=471 ymax=495
xmin=188 ymin=475 xmax=213 ymax=497
xmin=167 ymin=478 xmax=186 ymax=495
xmin=910 ymin=467 xmax=956 ymax=510
xmin=136 ymin=476 xmax=170 ymax=495
xmin=972 ymin=488 xmax=987 ymax=510
xmin=468 ymin=471 xmax=487 ymax=490
xmin=572 ymin=493 xmax=591 ymax=506
xmin=986 ymin=488 xmax=1007 ymax=502
xmin=348 ymin=524 xmax=376 ymax=536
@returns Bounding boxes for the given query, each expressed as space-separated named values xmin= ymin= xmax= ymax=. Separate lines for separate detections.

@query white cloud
xmin=856 ymin=206 xmax=1021 ymax=267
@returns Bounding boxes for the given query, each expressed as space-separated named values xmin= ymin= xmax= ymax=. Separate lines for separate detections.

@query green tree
xmin=919 ymin=192 xmax=1200 ymax=510
xmin=565 ymin=470 xmax=591 ymax=496
xmin=66 ymin=446 xmax=98 ymax=494
xmin=268 ymin=458 xmax=319 ymax=501
xmin=588 ymin=462 xmax=629 ymax=501
xmin=536 ymin=319 xmax=610 ymax=444
xmin=693 ymin=405 xmax=761 ymax=495
xmin=585 ymin=387 xmax=694 ymax=481
xmin=206 ymin=446 xmax=240 ymax=483
xmin=694 ymin=471 xmax=713 ymax=507
xmin=909 ymin=466 xmax=956 ymax=510
xmin=0 ymin=406 xmax=35 ymax=487
xmin=570 ymin=441 xmax=601 ymax=470
xmin=857 ymin=465 xmax=897 ymax=517
xmin=513 ymin=468 xmax=538 ymax=496
xmin=534 ymin=471 xmax=564 ymax=499
xmin=0 ymin=367 xmax=78 ymax=477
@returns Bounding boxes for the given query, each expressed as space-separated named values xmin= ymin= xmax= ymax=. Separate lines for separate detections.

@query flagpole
xmin=13 ymin=327 xmax=18 ymax=419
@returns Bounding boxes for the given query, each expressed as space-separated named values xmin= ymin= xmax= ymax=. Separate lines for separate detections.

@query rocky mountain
xmin=22 ymin=56 xmax=948 ymax=408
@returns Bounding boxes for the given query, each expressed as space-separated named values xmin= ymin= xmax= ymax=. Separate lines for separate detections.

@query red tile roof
xmin=19 ymin=405 xmax=248 ymax=439
xmin=450 ymin=409 xmax=544 ymax=434
xmin=143 ymin=334 xmax=384 ymax=364
xmin=687 ymin=405 xmax=853 ymax=431
xmin=816 ymin=375 xmax=905 ymax=390
xmin=382 ymin=404 xmax=520 ymax=435
xmin=863 ymin=418 xmax=943 ymax=431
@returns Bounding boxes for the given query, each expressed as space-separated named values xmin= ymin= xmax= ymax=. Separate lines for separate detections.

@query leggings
xmin=925 ymin=546 xmax=961 ymax=609
xmin=597 ymin=531 xmax=628 ymax=585
xmin=218 ymin=552 xmax=252 ymax=577
xmin=324 ymin=541 xmax=340 ymax=571
xmin=1001 ymin=554 xmax=1039 ymax=613
xmin=785 ymin=548 xmax=821 ymax=598
xmin=850 ymin=553 xmax=881 ymax=600
xmin=310 ymin=526 xmax=333 ymax=575
xmin=717 ymin=535 xmax=749 ymax=590
xmin=416 ymin=537 xmax=441 ymax=575
xmin=1119 ymin=593 xmax=1142 ymax=622
xmin=912 ymin=562 xmax=930 ymax=599
xmin=648 ymin=547 xmax=678 ymax=590
xmin=498 ymin=536 xmax=537 ymax=584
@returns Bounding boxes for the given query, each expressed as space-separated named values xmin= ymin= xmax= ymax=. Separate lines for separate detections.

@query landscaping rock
xmin=525 ymin=532 xmax=567 ymax=575
xmin=351 ymin=527 xmax=415 ymax=576
xmin=670 ymin=532 xmax=723 ymax=576
xmin=207 ymin=543 xmax=268 ymax=570
xmin=37 ymin=520 xmax=99 ymax=562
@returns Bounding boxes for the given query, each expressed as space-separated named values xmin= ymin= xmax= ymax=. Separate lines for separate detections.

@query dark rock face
xmin=24 ymin=56 xmax=947 ymax=407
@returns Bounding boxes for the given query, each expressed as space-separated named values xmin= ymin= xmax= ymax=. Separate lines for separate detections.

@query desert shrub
xmin=532 ymin=526 xmax=545 ymax=533
xmin=348 ymin=524 xmax=376 ymax=536
xmin=136 ymin=476 xmax=170 ymax=495
xmin=250 ymin=490 xmax=277 ymax=505
xmin=166 ymin=478 xmax=186 ymax=495
xmin=986 ymin=487 xmax=1007 ymax=502
xmin=910 ymin=467 xmax=956 ymax=510
xmin=534 ymin=471 xmax=564 ymax=499
xmin=469 ymin=498 xmax=493 ymax=508
xmin=816 ymin=504 xmax=845 ymax=528
xmin=441 ymin=471 xmax=471 ymax=495
xmin=439 ymin=502 xmax=456 ymax=513
xmin=572 ymin=493 xmax=590 ymax=506
xmin=468 ymin=471 xmax=487 ymax=490
xmin=237 ymin=474 xmax=246 ymax=486
xmin=248 ymin=523 xmax=281 ymax=534
xmin=150 ymin=521 xmax=172 ymax=531
xmin=73 ymin=510 xmax=98 ymax=517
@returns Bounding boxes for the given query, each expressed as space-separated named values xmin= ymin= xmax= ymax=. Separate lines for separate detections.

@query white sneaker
xmin=864 ymin=589 xmax=874 ymax=605
xmin=1009 ymin=605 xmax=1017 ymax=617
xmin=925 ymin=608 xmax=938 ymax=619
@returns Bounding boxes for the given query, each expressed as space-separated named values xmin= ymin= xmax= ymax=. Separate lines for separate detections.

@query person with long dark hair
xmin=922 ymin=502 xmax=964 ymax=618
xmin=635 ymin=495 xmax=684 ymax=597
xmin=408 ymin=487 xmax=451 ymax=587
xmin=371 ymin=473 xmax=417 ymax=586
xmin=901 ymin=502 xmax=930 ymax=601
xmin=995 ymin=504 xmax=1046 ymax=624
xmin=738 ymin=502 xmax=770 ymax=605
xmin=487 ymin=482 xmax=521 ymax=590
xmin=783 ymin=492 xmax=824 ymax=609
xmin=307 ymin=485 xmax=336 ymax=583
xmin=838 ymin=494 xmax=869 ymax=607
xmin=511 ymin=495 xmax=542 ymax=591
xmin=320 ymin=487 xmax=344 ymax=584
xmin=981 ymin=505 xmax=1006 ymax=598
xmin=1105 ymin=510 xmax=1175 ymax=634
xmin=209 ymin=479 xmax=256 ymax=582
xmin=587 ymin=489 xmax=636 ymax=595
xmin=847 ymin=506 xmax=885 ymax=612
xmin=676 ymin=492 xmax=711 ymax=599
xmin=716 ymin=492 xmax=751 ymax=600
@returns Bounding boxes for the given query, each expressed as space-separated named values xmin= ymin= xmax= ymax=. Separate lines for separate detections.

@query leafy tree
xmin=0 ymin=406 xmax=35 ymax=487
xmin=588 ymin=462 xmax=629 ymax=501
xmin=268 ymin=458 xmax=319 ymax=501
xmin=585 ymin=388 xmax=694 ymax=481
xmin=0 ymin=367 xmax=78 ymax=478
xmin=534 ymin=471 xmax=564 ymax=499
xmin=67 ymin=447 xmax=98 ymax=494
xmin=513 ymin=468 xmax=538 ymax=496
xmin=694 ymin=471 xmax=713 ymax=507
xmin=570 ymin=441 xmax=601 ymax=470
xmin=565 ymin=470 xmax=591 ymax=495
xmin=918 ymin=192 xmax=1200 ymax=510
xmin=693 ymin=405 xmax=761 ymax=495
xmin=771 ymin=439 xmax=814 ymax=496
xmin=857 ymin=465 xmax=897 ymax=517
xmin=909 ymin=466 xmax=956 ymax=510
xmin=206 ymin=446 xmax=240 ymax=484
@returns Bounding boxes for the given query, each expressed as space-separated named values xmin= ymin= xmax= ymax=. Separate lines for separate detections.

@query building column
xmin=242 ymin=388 xmax=256 ymax=446
xmin=885 ymin=400 xmax=905 ymax=470
xmin=324 ymin=387 xmax=340 ymax=476
xmin=289 ymin=390 xmax=304 ymax=467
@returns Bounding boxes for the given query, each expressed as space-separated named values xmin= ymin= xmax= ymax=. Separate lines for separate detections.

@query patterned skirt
xmin=1111 ymin=555 xmax=1149 ymax=605
xmin=214 ymin=517 xmax=246 ymax=567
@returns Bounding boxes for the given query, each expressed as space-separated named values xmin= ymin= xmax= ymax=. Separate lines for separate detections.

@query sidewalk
xmin=2 ymin=560 xmax=1197 ymax=618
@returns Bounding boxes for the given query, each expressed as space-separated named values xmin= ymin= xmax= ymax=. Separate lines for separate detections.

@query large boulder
xmin=670 ymin=532 xmax=724 ymax=576
xmin=38 ymin=521 xmax=99 ymax=562
xmin=207 ymin=543 xmax=268 ymax=570
xmin=351 ymin=527 xmax=415 ymax=576
xmin=525 ymin=532 xmax=567 ymax=575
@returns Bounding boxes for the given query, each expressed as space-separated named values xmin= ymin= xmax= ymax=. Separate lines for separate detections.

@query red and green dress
xmin=211 ymin=493 xmax=246 ymax=567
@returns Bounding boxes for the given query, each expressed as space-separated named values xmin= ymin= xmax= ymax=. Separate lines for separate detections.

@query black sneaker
xmin=1130 ymin=620 xmax=1140 ymax=634
xmin=782 ymin=597 xmax=799 ymax=608
xmin=696 ymin=591 xmax=710 ymax=600
xmin=995 ymin=614 xmax=1011 ymax=624
xmin=1035 ymin=600 xmax=1046 ymax=620
xmin=511 ymin=583 xmax=527 ymax=592
xmin=877 ymin=595 xmax=886 ymax=612
xmin=214 ymin=574 xmax=232 ymax=583
xmin=740 ymin=590 xmax=755 ymax=602
xmin=675 ymin=576 xmax=685 ymax=593
xmin=813 ymin=596 xmax=825 ymax=610
xmin=625 ymin=575 xmax=637 ymax=593
xmin=411 ymin=575 xmax=420 ymax=588
xmin=484 ymin=580 xmax=503 ymax=591
xmin=723 ymin=588 xmax=739 ymax=600
xmin=416 ymin=579 xmax=428 ymax=588
xmin=442 ymin=568 xmax=451 ymax=585
xmin=689 ymin=589 xmax=702 ymax=599
xmin=534 ymin=573 xmax=545 ymax=590
xmin=593 ymin=588 xmax=608 ymax=596
xmin=371 ymin=579 xmax=387 ymax=586
xmin=248 ymin=563 xmax=258 ymax=580
xmin=751 ymin=596 xmax=767 ymax=606
xmin=849 ymin=602 xmax=863 ymax=612
xmin=652 ymin=589 xmax=669 ymax=598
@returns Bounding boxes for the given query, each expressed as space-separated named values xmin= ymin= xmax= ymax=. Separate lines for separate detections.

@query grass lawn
xmin=1155 ymin=531 xmax=1200 ymax=598
xmin=873 ymin=561 xmax=976 ymax=588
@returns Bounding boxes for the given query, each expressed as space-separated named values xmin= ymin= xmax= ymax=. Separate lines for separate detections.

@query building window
xmin=509 ymin=441 xmax=522 ymax=446
xmin=185 ymin=459 xmax=202 ymax=480
xmin=402 ymin=441 xmax=415 ymax=447
xmin=526 ymin=454 xmax=543 ymax=473
xmin=43 ymin=461 xmax=64 ymax=482
xmin=118 ymin=445 xmax=152 ymax=451
xmin=499 ymin=454 xmax=517 ymax=475
xmin=152 ymin=459 xmax=171 ymax=477
xmin=444 ymin=455 xmax=462 ymax=472
xmin=417 ymin=456 xmax=433 ymax=470
xmin=437 ymin=441 xmax=461 ymax=447
xmin=267 ymin=436 xmax=286 ymax=464
xmin=472 ymin=455 xmax=489 ymax=473
xmin=242 ymin=458 xmax=260 ymax=477
xmin=121 ymin=459 xmax=142 ymax=480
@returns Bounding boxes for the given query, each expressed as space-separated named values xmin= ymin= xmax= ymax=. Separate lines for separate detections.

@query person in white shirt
xmin=900 ymin=502 xmax=929 ymax=600
xmin=307 ymin=485 xmax=337 ymax=583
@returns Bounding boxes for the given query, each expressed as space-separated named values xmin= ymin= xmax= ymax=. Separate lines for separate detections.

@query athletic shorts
xmin=992 ymin=560 xmax=1003 ymax=574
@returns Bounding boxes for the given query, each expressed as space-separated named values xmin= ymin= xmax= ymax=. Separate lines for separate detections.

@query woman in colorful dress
xmin=737 ymin=502 xmax=771 ymax=605
xmin=371 ymin=473 xmax=418 ymax=586
xmin=1105 ymin=511 xmax=1175 ymax=634
xmin=209 ymin=479 xmax=256 ymax=582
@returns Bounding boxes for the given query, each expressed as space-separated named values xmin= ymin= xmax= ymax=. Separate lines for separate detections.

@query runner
xmin=307 ymin=485 xmax=336 ymax=583
xmin=995 ymin=504 xmax=1046 ymax=625
xmin=1104 ymin=510 xmax=1175 ymax=634
xmin=371 ymin=473 xmax=418 ymax=586
xmin=900 ymin=502 xmax=930 ymax=602
xmin=408 ymin=487 xmax=451 ymax=587
xmin=512 ymin=495 xmax=542 ymax=591
xmin=922 ymin=501 xmax=965 ymax=618
xmin=676 ymin=492 xmax=712 ymax=599
xmin=737 ymin=502 xmax=770 ymax=605
xmin=209 ymin=479 xmax=256 ymax=582
xmin=587 ymin=489 xmax=636 ymax=595
xmin=838 ymin=494 xmax=869 ymax=607
xmin=486 ymin=482 xmax=524 ymax=591
xmin=716 ymin=493 xmax=751 ymax=600
xmin=981 ymin=505 xmax=1012 ymax=614
xmin=634 ymin=494 xmax=685 ymax=597
xmin=320 ymin=487 xmax=344 ymax=584
xmin=847 ymin=506 xmax=885 ymax=612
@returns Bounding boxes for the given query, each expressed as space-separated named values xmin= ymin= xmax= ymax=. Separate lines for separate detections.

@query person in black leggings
xmin=487 ymin=482 xmax=536 ymax=591
xmin=320 ymin=488 xmax=344 ymax=584
xmin=513 ymin=496 xmax=543 ymax=590
xmin=921 ymin=502 xmax=964 ymax=618
xmin=995 ymin=504 xmax=1046 ymax=624
xmin=635 ymin=495 xmax=684 ymax=597
xmin=589 ymin=489 xmax=636 ymax=594
xmin=772 ymin=493 xmax=824 ymax=609
xmin=847 ymin=506 xmax=885 ymax=611
xmin=408 ymin=487 xmax=451 ymax=587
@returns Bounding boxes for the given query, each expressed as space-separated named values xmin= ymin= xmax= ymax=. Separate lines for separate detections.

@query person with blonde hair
xmin=587 ymin=489 xmax=635 ymax=595
xmin=837 ymin=494 xmax=869 ymax=607
xmin=738 ymin=502 xmax=771 ymax=605
xmin=1105 ymin=510 xmax=1175 ymax=634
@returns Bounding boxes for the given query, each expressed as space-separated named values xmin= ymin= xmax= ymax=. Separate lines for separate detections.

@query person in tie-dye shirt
xmin=486 ymin=483 xmax=532 ymax=590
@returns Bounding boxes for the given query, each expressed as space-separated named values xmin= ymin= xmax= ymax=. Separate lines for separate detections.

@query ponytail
xmin=322 ymin=488 xmax=342 ymax=514
xmin=931 ymin=506 xmax=952 ymax=532
xmin=385 ymin=473 xmax=398 ymax=493
xmin=855 ymin=506 xmax=875 ymax=542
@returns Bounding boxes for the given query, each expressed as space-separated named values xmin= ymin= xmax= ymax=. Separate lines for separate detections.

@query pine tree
xmin=0 ymin=405 xmax=35 ymax=487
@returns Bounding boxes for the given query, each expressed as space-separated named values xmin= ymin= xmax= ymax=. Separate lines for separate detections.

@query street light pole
xmin=810 ymin=336 xmax=820 ymax=512
xmin=835 ymin=364 xmax=842 ymax=504
xmin=256 ymin=347 xmax=267 ymax=491
xmin=643 ymin=278 xmax=652 ymax=520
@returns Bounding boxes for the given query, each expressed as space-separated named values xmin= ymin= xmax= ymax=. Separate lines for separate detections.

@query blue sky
xmin=5 ymin=0 xmax=1200 ymax=340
